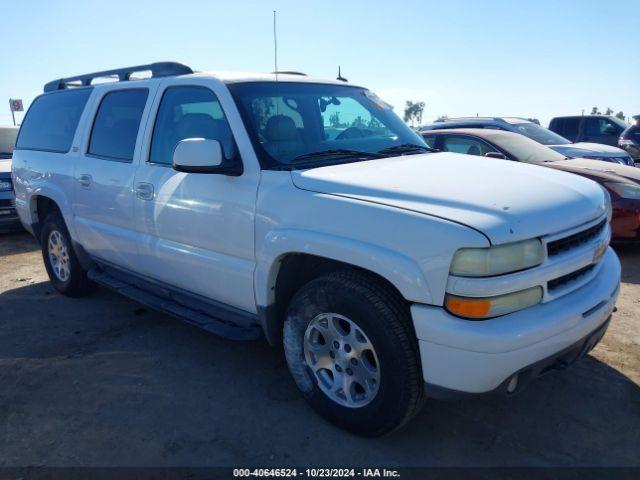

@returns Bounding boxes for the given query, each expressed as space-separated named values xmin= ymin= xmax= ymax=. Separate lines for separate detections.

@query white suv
xmin=12 ymin=63 xmax=621 ymax=436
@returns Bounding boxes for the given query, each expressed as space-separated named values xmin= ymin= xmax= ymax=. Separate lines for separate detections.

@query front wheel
xmin=283 ymin=270 xmax=425 ymax=436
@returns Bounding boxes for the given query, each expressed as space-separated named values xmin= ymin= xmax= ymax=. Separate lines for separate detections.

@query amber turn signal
xmin=445 ymin=296 xmax=492 ymax=318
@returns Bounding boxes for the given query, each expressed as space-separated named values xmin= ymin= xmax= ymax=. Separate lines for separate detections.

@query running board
xmin=87 ymin=268 xmax=263 ymax=341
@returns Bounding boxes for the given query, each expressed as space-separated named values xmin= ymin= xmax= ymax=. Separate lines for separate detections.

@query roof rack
xmin=44 ymin=62 xmax=193 ymax=92
xmin=271 ymin=71 xmax=307 ymax=76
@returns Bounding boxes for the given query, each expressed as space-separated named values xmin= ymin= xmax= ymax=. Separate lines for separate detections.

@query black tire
xmin=40 ymin=209 xmax=92 ymax=297
xmin=283 ymin=269 xmax=424 ymax=436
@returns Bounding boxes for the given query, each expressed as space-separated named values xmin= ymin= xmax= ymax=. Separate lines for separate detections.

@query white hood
xmin=291 ymin=153 xmax=608 ymax=245
xmin=550 ymin=142 xmax=628 ymax=158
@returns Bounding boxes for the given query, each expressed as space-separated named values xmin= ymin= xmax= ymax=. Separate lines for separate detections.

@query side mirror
xmin=172 ymin=138 xmax=242 ymax=176
xmin=484 ymin=151 xmax=507 ymax=160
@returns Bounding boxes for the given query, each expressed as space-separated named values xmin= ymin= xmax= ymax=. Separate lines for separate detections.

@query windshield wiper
xmin=377 ymin=143 xmax=435 ymax=155
xmin=292 ymin=149 xmax=386 ymax=163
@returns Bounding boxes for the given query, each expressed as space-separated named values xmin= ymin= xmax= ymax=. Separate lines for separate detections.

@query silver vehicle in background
xmin=0 ymin=126 xmax=21 ymax=232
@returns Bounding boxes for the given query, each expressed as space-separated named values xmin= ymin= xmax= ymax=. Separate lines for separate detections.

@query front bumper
xmin=411 ymin=247 xmax=621 ymax=395
xmin=0 ymin=196 xmax=21 ymax=232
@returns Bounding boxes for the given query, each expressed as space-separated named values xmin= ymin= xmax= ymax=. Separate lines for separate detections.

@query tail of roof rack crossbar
xmin=43 ymin=62 xmax=193 ymax=92
xmin=437 ymin=116 xmax=529 ymax=123
xmin=271 ymin=71 xmax=307 ymax=76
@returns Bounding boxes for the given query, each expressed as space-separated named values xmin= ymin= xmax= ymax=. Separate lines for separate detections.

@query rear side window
xmin=16 ymin=89 xmax=91 ymax=153
xmin=551 ymin=118 xmax=565 ymax=134
xmin=88 ymin=89 xmax=149 ymax=161
xmin=563 ymin=118 xmax=580 ymax=137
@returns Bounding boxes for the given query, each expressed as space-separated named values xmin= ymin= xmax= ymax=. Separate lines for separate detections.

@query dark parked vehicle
xmin=549 ymin=115 xmax=628 ymax=147
xmin=619 ymin=117 xmax=640 ymax=163
xmin=0 ymin=126 xmax=21 ymax=232
xmin=422 ymin=128 xmax=640 ymax=243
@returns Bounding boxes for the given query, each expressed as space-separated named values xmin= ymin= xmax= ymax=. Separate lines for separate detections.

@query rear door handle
xmin=134 ymin=182 xmax=154 ymax=201
xmin=78 ymin=174 xmax=92 ymax=188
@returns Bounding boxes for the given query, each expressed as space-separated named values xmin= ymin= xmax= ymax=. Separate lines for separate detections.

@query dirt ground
xmin=0 ymin=231 xmax=638 ymax=467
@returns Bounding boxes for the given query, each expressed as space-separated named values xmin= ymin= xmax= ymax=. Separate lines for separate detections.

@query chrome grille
xmin=548 ymin=264 xmax=595 ymax=292
xmin=547 ymin=220 xmax=607 ymax=257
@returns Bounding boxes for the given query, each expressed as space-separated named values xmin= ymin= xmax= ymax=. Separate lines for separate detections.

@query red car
xmin=422 ymin=128 xmax=640 ymax=242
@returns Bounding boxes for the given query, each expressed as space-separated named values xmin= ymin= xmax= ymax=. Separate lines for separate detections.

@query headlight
xmin=445 ymin=286 xmax=543 ymax=319
xmin=604 ymin=182 xmax=640 ymax=200
xmin=0 ymin=179 xmax=12 ymax=192
xmin=450 ymin=238 xmax=544 ymax=277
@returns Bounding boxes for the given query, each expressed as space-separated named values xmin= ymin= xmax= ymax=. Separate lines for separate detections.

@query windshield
xmin=490 ymin=133 xmax=567 ymax=163
xmin=228 ymin=82 xmax=427 ymax=169
xmin=509 ymin=122 xmax=571 ymax=146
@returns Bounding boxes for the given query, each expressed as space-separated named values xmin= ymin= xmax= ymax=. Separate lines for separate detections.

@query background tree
xmin=605 ymin=107 xmax=614 ymax=116
xmin=615 ymin=111 xmax=626 ymax=121
xmin=403 ymin=101 xmax=426 ymax=127
xmin=591 ymin=106 xmax=601 ymax=115
xmin=329 ymin=112 xmax=343 ymax=128
xmin=526 ymin=118 xmax=540 ymax=125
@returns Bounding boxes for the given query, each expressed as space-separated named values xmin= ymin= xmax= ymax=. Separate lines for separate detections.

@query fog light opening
xmin=506 ymin=374 xmax=519 ymax=394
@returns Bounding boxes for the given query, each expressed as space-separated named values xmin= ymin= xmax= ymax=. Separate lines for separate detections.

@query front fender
xmin=255 ymin=228 xmax=433 ymax=309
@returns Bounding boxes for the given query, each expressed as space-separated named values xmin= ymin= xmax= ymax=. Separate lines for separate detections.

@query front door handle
xmin=78 ymin=174 xmax=92 ymax=188
xmin=134 ymin=182 xmax=154 ymax=201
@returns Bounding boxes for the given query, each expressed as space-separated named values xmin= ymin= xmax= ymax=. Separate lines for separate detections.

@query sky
xmin=1 ymin=0 xmax=639 ymax=127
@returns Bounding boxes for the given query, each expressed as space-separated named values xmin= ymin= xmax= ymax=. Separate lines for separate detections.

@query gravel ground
xmin=0 ymin=231 xmax=638 ymax=467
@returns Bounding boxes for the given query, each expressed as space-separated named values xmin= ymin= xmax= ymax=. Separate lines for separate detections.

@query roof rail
xmin=44 ymin=62 xmax=193 ymax=92
xmin=271 ymin=71 xmax=307 ymax=76
xmin=439 ymin=116 xmax=500 ymax=122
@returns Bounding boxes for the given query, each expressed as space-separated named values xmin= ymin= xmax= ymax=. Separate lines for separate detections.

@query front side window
xmin=149 ymin=86 xmax=237 ymax=165
xmin=585 ymin=117 xmax=622 ymax=136
xmin=88 ymin=89 xmax=148 ymax=161
xmin=421 ymin=134 xmax=437 ymax=148
xmin=16 ymin=89 xmax=91 ymax=153
xmin=441 ymin=136 xmax=494 ymax=156
xmin=229 ymin=82 xmax=426 ymax=169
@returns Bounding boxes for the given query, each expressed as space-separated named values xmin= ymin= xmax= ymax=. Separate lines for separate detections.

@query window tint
xmin=441 ymin=136 xmax=493 ymax=156
xmin=150 ymin=86 xmax=236 ymax=165
xmin=88 ymin=89 xmax=148 ymax=161
xmin=562 ymin=118 xmax=580 ymax=137
xmin=585 ymin=117 xmax=621 ymax=136
xmin=422 ymin=134 xmax=437 ymax=148
xmin=16 ymin=89 xmax=91 ymax=153
xmin=551 ymin=118 xmax=565 ymax=134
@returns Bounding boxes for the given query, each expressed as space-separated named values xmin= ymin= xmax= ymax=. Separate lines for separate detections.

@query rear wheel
xmin=40 ymin=210 xmax=92 ymax=297
xmin=283 ymin=270 xmax=424 ymax=436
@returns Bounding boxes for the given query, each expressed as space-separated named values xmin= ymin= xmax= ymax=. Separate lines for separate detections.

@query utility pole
xmin=9 ymin=100 xmax=16 ymax=126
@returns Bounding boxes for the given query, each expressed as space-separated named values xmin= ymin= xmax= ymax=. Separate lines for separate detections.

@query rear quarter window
xmin=16 ymin=89 xmax=92 ymax=153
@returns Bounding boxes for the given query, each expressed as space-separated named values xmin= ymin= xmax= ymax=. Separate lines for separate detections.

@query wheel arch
xmin=27 ymin=185 xmax=75 ymax=242
xmin=255 ymin=229 xmax=432 ymax=345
